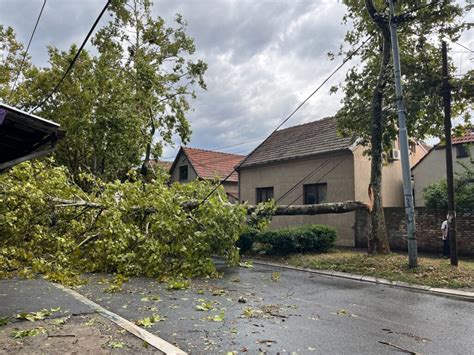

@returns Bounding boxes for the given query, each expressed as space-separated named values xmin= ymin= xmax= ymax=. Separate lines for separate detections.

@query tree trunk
xmin=141 ymin=111 xmax=155 ymax=177
xmin=366 ymin=0 xmax=391 ymax=254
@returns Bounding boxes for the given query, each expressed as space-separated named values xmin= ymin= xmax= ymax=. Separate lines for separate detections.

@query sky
xmin=1 ymin=0 xmax=472 ymax=160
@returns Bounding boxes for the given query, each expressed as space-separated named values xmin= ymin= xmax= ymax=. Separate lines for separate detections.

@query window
xmin=303 ymin=183 xmax=327 ymax=204
xmin=256 ymin=187 xmax=274 ymax=203
xmin=179 ymin=165 xmax=188 ymax=181
xmin=456 ymin=144 xmax=469 ymax=159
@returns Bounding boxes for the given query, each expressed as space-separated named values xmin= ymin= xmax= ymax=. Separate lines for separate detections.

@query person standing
xmin=441 ymin=215 xmax=450 ymax=258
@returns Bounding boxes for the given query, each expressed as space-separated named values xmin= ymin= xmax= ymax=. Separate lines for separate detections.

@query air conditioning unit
xmin=388 ymin=149 xmax=401 ymax=161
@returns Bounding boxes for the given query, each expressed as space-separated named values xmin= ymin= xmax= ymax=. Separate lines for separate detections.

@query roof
xmin=149 ymin=159 xmax=173 ymax=171
xmin=419 ymin=141 xmax=432 ymax=153
xmin=239 ymin=117 xmax=353 ymax=168
xmin=173 ymin=147 xmax=244 ymax=182
xmin=452 ymin=131 xmax=474 ymax=145
xmin=0 ymin=103 xmax=63 ymax=172
xmin=412 ymin=131 xmax=474 ymax=170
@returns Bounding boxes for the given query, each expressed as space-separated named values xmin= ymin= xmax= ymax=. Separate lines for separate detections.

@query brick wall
xmin=355 ymin=207 xmax=474 ymax=255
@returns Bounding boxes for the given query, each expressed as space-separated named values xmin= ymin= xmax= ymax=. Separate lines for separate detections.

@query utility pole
xmin=387 ymin=0 xmax=418 ymax=268
xmin=441 ymin=41 xmax=458 ymax=266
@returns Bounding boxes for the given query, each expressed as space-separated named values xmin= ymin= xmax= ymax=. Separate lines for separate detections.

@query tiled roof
xmin=240 ymin=117 xmax=353 ymax=168
xmin=182 ymin=147 xmax=244 ymax=182
xmin=149 ymin=159 xmax=172 ymax=171
xmin=452 ymin=132 xmax=474 ymax=145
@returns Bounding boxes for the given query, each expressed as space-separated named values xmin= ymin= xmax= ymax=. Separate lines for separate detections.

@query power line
xmin=9 ymin=0 xmax=47 ymax=100
xmin=197 ymin=34 xmax=374 ymax=206
xmin=275 ymin=158 xmax=332 ymax=203
xmin=161 ymin=136 xmax=264 ymax=160
xmin=211 ymin=136 xmax=265 ymax=151
xmin=453 ymin=41 xmax=474 ymax=53
xmin=284 ymin=157 xmax=346 ymax=207
xmin=29 ymin=0 xmax=111 ymax=113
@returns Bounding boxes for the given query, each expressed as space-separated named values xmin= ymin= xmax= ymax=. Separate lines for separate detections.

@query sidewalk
xmin=0 ymin=278 xmax=179 ymax=354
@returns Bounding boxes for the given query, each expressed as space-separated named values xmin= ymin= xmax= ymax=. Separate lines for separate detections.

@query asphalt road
xmin=71 ymin=261 xmax=474 ymax=354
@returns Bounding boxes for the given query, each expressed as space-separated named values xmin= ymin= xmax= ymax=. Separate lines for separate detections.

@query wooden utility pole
xmin=387 ymin=0 xmax=418 ymax=268
xmin=441 ymin=41 xmax=458 ymax=266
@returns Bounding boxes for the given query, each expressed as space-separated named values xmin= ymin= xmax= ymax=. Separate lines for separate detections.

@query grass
xmin=269 ymin=249 xmax=474 ymax=289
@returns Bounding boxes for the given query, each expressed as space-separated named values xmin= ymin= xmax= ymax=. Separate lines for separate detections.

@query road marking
xmin=52 ymin=283 xmax=187 ymax=355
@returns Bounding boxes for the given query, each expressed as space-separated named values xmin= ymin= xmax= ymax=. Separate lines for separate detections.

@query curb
xmin=52 ymin=283 xmax=187 ymax=355
xmin=246 ymin=258 xmax=474 ymax=302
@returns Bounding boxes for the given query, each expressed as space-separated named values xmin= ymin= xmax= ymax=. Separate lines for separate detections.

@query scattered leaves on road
xmin=205 ymin=311 xmax=225 ymax=322
xmin=239 ymin=261 xmax=254 ymax=268
xmin=271 ymin=272 xmax=281 ymax=282
xmin=135 ymin=314 xmax=165 ymax=328
xmin=166 ymin=279 xmax=190 ymax=290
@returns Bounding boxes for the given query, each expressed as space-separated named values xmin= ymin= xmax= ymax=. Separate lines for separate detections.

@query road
xmin=72 ymin=260 xmax=474 ymax=354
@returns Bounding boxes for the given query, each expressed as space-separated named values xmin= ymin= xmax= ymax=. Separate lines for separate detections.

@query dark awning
xmin=0 ymin=103 xmax=63 ymax=173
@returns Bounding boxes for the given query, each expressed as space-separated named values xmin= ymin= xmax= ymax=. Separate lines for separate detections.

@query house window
xmin=303 ymin=183 xmax=327 ymax=204
xmin=456 ymin=144 xmax=469 ymax=158
xmin=179 ymin=165 xmax=188 ymax=181
xmin=256 ymin=187 xmax=274 ymax=203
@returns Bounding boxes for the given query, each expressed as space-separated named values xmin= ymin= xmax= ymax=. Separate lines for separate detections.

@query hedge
xmin=237 ymin=225 xmax=336 ymax=255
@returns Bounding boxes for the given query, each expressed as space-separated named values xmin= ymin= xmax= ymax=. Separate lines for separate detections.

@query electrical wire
xmin=284 ymin=157 xmax=347 ymax=207
xmin=197 ymin=34 xmax=374 ymax=206
xmin=9 ymin=0 xmax=47 ymax=100
xmin=275 ymin=158 xmax=332 ymax=203
xmin=161 ymin=136 xmax=264 ymax=160
xmin=453 ymin=41 xmax=474 ymax=53
xmin=29 ymin=0 xmax=111 ymax=113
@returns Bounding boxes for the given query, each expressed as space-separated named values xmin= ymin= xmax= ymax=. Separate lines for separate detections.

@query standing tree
xmin=333 ymin=0 xmax=469 ymax=254
xmin=0 ymin=25 xmax=35 ymax=106
xmin=14 ymin=0 xmax=206 ymax=180
xmin=99 ymin=0 xmax=207 ymax=176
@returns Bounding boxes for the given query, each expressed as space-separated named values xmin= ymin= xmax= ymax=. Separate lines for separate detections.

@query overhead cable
xmin=30 ymin=0 xmax=111 ymax=113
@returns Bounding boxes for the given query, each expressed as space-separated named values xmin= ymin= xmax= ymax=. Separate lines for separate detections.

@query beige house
xmin=169 ymin=147 xmax=244 ymax=203
xmin=412 ymin=131 xmax=474 ymax=207
xmin=238 ymin=117 xmax=428 ymax=246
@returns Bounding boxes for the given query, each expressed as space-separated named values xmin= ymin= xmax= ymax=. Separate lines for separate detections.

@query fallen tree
xmin=0 ymin=160 xmax=249 ymax=283
xmin=50 ymin=198 xmax=368 ymax=215
xmin=249 ymin=201 xmax=368 ymax=215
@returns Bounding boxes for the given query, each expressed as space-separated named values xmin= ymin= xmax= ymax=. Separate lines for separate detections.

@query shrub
xmin=237 ymin=227 xmax=258 ymax=254
xmin=238 ymin=225 xmax=336 ymax=255
xmin=423 ymin=164 xmax=474 ymax=212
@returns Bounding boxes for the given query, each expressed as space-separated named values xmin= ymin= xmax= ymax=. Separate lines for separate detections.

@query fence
xmin=355 ymin=207 xmax=474 ymax=255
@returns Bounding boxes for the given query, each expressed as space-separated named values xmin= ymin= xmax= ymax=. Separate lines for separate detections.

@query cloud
xmin=2 ymin=0 xmax=471 ymax=160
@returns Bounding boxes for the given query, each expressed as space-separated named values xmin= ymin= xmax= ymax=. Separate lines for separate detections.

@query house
xmin=169 ymin=147 xmax=244 ymax=203
xmin=0 ymin=103 xmax=63 ymax=173
xmin=149 ymin=159 xmax=173 ymax=172
xmin=412 ymin=131 xmax=474 ymax=207
xmin=237 ymin=117 xmax=428 ymax=246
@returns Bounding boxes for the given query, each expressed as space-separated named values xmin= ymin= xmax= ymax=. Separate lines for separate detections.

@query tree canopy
xmin=332 ymin=0 xmax=471 ymax=254
xmin=3 ymin=0 xmax=207 ymax=180
xmin=335 ymin=0 xmax=471 ymax=148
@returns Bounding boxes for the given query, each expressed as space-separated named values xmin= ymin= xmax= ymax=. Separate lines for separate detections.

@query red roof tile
xmin=452 ymin=132 xmax=474 ymax=145
xmin=182 ymin=147 xmax=244 ymax=182
xmin=149 ymin=159 xmax=173 ymax=171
